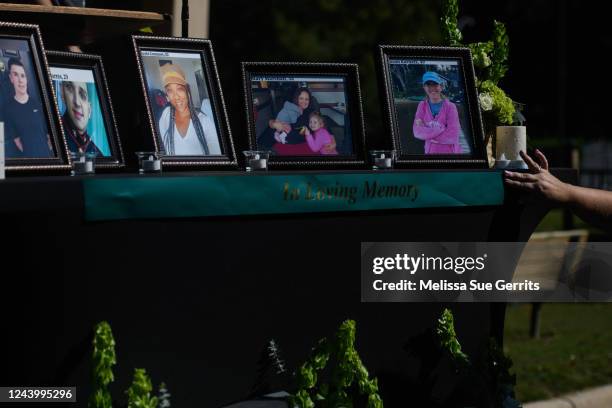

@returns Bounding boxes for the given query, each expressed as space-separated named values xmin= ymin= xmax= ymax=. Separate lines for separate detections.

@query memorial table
xmin=0 ymin=169 xmax=574 ymax=407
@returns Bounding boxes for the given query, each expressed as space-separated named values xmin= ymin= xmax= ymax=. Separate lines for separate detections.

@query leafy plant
xmin=89 ymin=321 xmax=117 ymax=408
xmin=126 ymin=368 xmax=158 ymax=408
xmin=441 ymin=0 xmax=515 ymax=129
xmin=436 ymin=308 xmax=469 ymax=367
xmin=440 ymin=0 xmax=462 ymax=46
xmin=157 ymin=382 xmax=171 ymax=408
xmin=481 ymin=339 xmax=522 ymax=408
xmin=479 ymin=80 xmax=515 ymax=129
xmin=250 ymin=339 xmax=289 ymax=397
xmin=289 ymin=320 xmax=383 ymax=408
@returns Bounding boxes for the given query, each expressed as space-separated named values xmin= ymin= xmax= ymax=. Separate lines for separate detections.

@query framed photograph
xmin=132 ymin=35 xmax=237 ymax=169
xmin=46 ymin=51 xmax=125 ymax=169
xmin=242 ymin=62 xmax=367 ymax=169
xmin=378 ymin=45 xmax=487 ymax=168
xmin=0 ymin=22 xmax=69 ymax=172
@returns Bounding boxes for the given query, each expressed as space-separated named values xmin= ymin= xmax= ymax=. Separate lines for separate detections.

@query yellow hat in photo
xmin=160 ymin=63 xmax=187 ymax=87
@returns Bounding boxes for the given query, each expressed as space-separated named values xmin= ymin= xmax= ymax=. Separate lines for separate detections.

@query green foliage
xmin=468 ymin=42 xmax=494 ymax=70
xmin=488 ymin=21 xmax=510 ymax=85
xmin=440 ymin=0 xmax=515 ymax=125
xmin=289 ymin=320 xmax=383 ymax=408
xmin=479 ymin=81 xmax=515 ymax=126
xmin=482 ymin=338 xmax=521 ymax=408
xmin=157 ymin=382 xmax=171 ymax=408
xmin=126 ymin=368 xmax=158 ymax=408
xmin=89 ymin=321 xmax=116 ymax=408
xmin=436 ymin=309 xmax=469 ymax=366
xmin=486 ymin=338 xmax=516 ymax=388
xmin=440 ymin=0 xmax=462 ymax=46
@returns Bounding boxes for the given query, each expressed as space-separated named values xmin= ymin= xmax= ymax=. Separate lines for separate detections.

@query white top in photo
xmin=158 ymin=107 xmax=221 ymax=156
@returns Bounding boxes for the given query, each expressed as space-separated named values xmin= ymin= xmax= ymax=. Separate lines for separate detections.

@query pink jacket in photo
xmin=412 ymin=98 xmax=461 ymax=154
xmin=305 ymin=128 xmax=338 ymax=155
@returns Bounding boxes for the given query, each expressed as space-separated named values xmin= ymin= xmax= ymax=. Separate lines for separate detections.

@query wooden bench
xmin=513 ymin=229 xmax=589 ymax=338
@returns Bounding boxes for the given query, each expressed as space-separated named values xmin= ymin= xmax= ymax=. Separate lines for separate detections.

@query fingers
xmin=504 ymin=170 xmax=538 ymax=182
xmin=504 ymin=178 xmax=535 ymax=190
xmin=519 ymin=150 xmax=540 ymax=172
xmin=534 ymin=149 xmax=549 ymax=170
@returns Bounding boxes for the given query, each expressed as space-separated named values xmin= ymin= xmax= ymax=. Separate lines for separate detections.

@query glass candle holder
xmin=70 ymin=151 xmax=97 ymax=176
xmin=370 ymin=150 xmax=396 ymax=170
xmin=135 ymin=152 xmax=163 ymax=174
xmin=243 ymin=150 xmax=270 ymax=172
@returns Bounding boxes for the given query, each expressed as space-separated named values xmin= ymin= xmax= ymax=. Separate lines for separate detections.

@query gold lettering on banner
xmin=362 ymin=181 xmax=419 ymax=201
xmin=282 ymin=180 xmax=419 ymax=205
xmin=283 ymin=182 xmax=301 ymax=201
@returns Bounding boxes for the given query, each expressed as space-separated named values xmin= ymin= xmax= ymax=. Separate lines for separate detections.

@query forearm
xmin=431 ymin=129 xmax=458 ymax=144
xmin=305 ymin=134 xmax=320 ymax=152
xmin=566 ymin=184 xmax=612 ymax=230
xmin=413 ymin=125 xmax=444 ymax=140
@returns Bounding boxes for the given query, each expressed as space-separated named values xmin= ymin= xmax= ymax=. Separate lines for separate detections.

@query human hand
xmin=322 ymin=136 xmax=337 ymax=153
xmin=282 ymin=123 xmax=292 ymax=133
xmin=504 ymin=149 xmax=573 ymax=204
xmin=270 ymin=120 xmax=288 ymax=132
xmin=303 ymin=127 xmax=311 ymax=137
xmin=272 ymin=121 xmax=284 ymax=132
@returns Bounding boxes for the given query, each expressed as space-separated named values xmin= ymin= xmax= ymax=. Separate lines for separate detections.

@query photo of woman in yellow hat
xmin=140 ymin=50 xmax=222 ymax=156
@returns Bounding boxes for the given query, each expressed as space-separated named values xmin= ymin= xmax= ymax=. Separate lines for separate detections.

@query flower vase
xmin=495 ymin=126 xmax=527 ymax=169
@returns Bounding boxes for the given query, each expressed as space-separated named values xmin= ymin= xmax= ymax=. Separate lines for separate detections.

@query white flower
xmin=480 ymin=51 xmax=491 ymax=67
xmin=479 ymin=92 xmax=493 ymax=111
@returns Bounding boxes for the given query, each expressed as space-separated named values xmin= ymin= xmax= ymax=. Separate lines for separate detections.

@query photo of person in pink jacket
xmin=412 ymin=71 xmax=462 ymax=154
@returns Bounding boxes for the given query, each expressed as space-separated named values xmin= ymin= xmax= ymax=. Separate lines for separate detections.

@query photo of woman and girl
xmin=389 ymin=59 xmax=473 ymax=156
xmin=252 ymin=80 xmax=350 ymax=156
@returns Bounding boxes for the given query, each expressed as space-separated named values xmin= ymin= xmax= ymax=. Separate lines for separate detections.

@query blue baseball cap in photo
xmin=422 ymin=71 xmax=443 ymax=85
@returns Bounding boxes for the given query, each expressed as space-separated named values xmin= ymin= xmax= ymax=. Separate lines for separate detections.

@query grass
xmin=534 ymin=209 xmax=595 ymax=233
xmin=504 ymin=303 xmax=612 ymax=402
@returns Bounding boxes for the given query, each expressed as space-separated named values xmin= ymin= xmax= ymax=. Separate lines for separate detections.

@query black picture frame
xmin=46 ymin=50 xmax=125 ymax=169
xmin=242 ymin=62 xmax=367 ymax=169
xmin=0 ymin=22 xmax=69 ymax=172
xmin=132 ymin=35 xmax=237 ymax=169
xmin=377 ymin=45 xmax=487 ymax=168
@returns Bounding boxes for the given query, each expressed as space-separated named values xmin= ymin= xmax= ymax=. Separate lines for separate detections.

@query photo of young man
xmin=3 ymin=57 xmax=52 ymax=158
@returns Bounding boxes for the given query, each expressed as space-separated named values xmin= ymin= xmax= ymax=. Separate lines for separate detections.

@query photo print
xmin=140 ymin=49 xmax=221 ymax=156
xmin=133 ymin=36 xmax=237 ymax=169
xmin=378 ymin=46 xmax=487 ymax=168
xmin=243 ymin=62 xmax=367 ymax=169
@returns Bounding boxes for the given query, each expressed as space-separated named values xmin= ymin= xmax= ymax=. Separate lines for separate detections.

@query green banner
xmin=83 ymin=171 xmax=504 ymax=221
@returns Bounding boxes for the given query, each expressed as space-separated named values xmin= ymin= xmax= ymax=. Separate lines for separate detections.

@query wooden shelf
xmin=0 ymin=3 xmax=170 ymax=46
